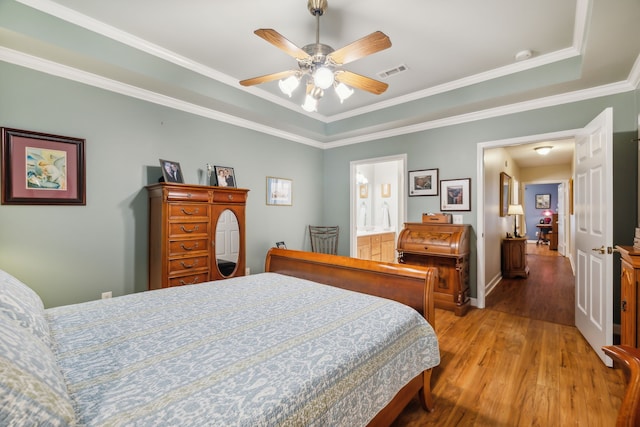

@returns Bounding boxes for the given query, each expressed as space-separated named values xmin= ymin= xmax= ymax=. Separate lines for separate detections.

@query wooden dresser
xmin=502 ymin=237 xmax=529 ymax=278
xmin=146 ymin=183 xmax=249 ymax=290
xmin=396 ymin=223 xmax=470 ymax=316
xmin=618 ymin=245 xmax=640 ymax=347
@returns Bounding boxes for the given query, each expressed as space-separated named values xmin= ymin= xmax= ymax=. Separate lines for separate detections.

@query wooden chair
xmin=603 ymin=345 xmax=640 ymax=426
xmin=309 ymin=226 xmax=339 ymax=255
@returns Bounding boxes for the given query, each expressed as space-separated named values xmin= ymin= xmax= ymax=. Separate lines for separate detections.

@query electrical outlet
xmin=101 ymin=291 xmax=112 ymax=299
xmin=245 ymin=267 xmax=250 ymax=275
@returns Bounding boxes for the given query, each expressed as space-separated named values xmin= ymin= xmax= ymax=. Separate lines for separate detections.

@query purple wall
xmin=523 ymin=183 xmax=559 ymax=239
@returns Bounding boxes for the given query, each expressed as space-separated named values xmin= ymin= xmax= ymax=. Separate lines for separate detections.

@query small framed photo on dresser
xmin=159 ymin=159 xmax=184 ymax=183
xmin=214 ymin=166 xmax=236 ymax=188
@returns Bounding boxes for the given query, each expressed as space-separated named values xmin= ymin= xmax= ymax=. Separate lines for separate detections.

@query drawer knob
xmin=181 ymin=225 xmax=199 ymax=233
xmin=228 ymin=194 xmax=233 ymax=200
xmin=187 ymin=193 xmax=193 ymax=198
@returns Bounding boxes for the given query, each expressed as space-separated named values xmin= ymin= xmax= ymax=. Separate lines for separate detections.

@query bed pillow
xmin=0 ymin=314 xmax=76 ymax=426
xmin=0 ymin=269 xmax=50 ymax=346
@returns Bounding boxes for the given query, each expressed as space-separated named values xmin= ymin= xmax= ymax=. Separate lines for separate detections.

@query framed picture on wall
xmin=1 ymin=127 xmax=86 ymax=205
xmin=535 ymin=193 xmax=551 ymax=209
xmin=440 ymin=178 xmax=471 ymax=211
xmin=500 ymin=172 xmax=511 ymax=217
xmin=266 ymin=176 xmax=292 ymax=206
xmin=408 ymin=168 xmax=438 ymax=196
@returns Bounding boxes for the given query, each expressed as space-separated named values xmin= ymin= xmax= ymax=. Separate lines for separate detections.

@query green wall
xmin=1 ymin=60 xmax=638 ymax=309
xmin=0 ymin=62 xmax=324 ymax=307
xmin=324 ymin=92 xmax=640 ymax=301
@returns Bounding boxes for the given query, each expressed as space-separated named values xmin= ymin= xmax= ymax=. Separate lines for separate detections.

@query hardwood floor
xmin=392 ymin=243 xmax=626 ymax=426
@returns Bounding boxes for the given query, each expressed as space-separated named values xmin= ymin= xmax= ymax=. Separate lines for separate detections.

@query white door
xmin=574 ymin=108 xmax=613 ymax=366
xmin=557 ymin=183 xmax=566 ymax=256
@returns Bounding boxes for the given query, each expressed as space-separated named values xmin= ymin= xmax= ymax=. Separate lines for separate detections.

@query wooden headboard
xmin=264 ymin=248 xmax=437 ymax=327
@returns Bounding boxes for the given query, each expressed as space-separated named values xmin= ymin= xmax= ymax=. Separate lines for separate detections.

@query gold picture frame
xmin=500 ymin=172 xmax=511 ymax=217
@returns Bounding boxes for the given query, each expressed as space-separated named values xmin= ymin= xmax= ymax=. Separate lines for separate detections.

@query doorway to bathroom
xmin=349 ymin=154 xmax=406 ymax=260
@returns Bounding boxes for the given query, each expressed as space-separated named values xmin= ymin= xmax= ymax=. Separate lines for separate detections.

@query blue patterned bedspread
xmin=46 ymin=273 xmax=440 ymax=426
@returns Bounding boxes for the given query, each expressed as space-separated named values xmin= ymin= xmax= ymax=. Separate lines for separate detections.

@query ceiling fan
xmin=239 ymin=0 xmax=392 ymax=112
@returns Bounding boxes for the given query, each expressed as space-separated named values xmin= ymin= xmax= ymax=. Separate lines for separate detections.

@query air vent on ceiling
xmin=377 ymin=64 xmax=408 ymax=79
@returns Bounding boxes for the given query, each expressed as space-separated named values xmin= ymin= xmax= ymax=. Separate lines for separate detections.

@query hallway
xmin=486 ymin=243 xmax=573 ymax=326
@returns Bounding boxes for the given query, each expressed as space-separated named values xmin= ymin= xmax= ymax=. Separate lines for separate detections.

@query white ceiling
xmin=504 ymin=139 xmax=575 ymax=169
xmin=2 ymin=0 xmax=639 ymax=150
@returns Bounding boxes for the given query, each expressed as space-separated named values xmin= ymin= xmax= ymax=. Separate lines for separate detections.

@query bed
xmin=0 ymin=248 xmax=440 ymax=426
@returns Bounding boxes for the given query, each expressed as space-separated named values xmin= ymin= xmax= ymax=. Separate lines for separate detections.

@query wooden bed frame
xmin=264 ymin=248 xmax=439 ymax=426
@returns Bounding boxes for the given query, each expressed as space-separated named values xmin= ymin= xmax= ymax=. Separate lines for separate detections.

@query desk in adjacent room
xmin=536 ymin=224 xmax=552 ymax=245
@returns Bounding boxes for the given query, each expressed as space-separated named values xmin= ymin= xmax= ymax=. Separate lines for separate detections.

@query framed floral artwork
xmin=1 ymin=127 xmax=86 ymax=205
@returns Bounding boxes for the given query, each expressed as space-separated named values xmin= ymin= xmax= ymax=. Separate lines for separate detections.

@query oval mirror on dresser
xmin=215 ymin=208 xmax=240 ymax=278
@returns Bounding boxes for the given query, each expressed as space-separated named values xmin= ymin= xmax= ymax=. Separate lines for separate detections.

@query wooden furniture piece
xmin=308 ymin=225 xmax=339 ymax=254
xmin=618 ymin=245 xmax=640 ymax=347
xmin=357 ymin=231 xmax=396 ymax=263
xmin=502 ymin=237 xmax=529 ymax=278
xmin=265 ymin=247 xmax=438 ymax=424
xmin=396 ymin=222 xmax=470 ymax=316
xmin=536 ymin=223 xmax=552 ymax=245
xmin=602 ymin=345 xmax=640 ymax=426
xmin=146 ymin=183 xmax=249 ymax=289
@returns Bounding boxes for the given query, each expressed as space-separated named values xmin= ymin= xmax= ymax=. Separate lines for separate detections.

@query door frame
xmin=349 ymin=154 xmax=407 ymax=258
xmin=476 ymin=129 xmax=578 ymax=309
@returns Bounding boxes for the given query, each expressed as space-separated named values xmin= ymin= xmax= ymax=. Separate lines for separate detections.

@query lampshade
xmin=535 ymin=146 xmax=553 ymax=155
xmin=507 ymin=204 xmax=524 ymax=215
xmin=301 ymin=85 xmax=324 ymax=112
xmin=278 ymin=75 xmax=300 ymax=97
xmin=335 ymin=82 xmax=354 ymax=103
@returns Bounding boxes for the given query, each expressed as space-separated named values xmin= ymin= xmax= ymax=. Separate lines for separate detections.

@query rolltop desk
xmin=146 ymin=183 xmax=249 ymax=290
xmin=396 ymin=223 xmax=470 ymax=316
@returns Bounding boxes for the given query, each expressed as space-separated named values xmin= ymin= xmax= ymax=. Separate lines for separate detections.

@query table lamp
xmin=507 ymin=204 xmax=524 ymax=237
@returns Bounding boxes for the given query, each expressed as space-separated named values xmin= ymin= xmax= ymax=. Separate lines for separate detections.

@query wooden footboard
xmin=264 ymin=248 xmax=438 ymax=424
xmin=265 ymin=248 xmax=436 ymax=326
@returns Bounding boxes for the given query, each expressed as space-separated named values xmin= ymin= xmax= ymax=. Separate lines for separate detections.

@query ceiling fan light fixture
xmin=312 ymin=66 xmax=334 ymax=89
xmin=535 ymin=146 xmax=553 ymax=155
xmin=302 ymin=95 xmax=319 ymax=112
xmin=278 ymin=75 xmax=300 ymax=97
xmin=302 ymin=85 xmax=323 ymax=112
xmin=335 ymin=82 xmax=354 ymax=103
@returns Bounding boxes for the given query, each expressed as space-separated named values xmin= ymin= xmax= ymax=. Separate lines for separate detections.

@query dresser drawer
xmin=167 ymin=272 xmax=209 ymax=287
xmin=166 ymin=188 xmax=210 ymax=202
xmin=212 ymin=190 xmax=247 ymax=204
xmin=168 ymin=203 xmax=209 ymax=220
xmin=168 ymin=255 xmax=209 ymax=274
xmin=169 ymin=221 xmax=209 ymax=238
xmin=169 ymin=238 xmax=209 ymax=256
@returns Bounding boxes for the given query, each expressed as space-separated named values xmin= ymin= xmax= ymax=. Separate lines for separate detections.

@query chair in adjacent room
xmin=309 ymin=225 xmax=339 ymax=255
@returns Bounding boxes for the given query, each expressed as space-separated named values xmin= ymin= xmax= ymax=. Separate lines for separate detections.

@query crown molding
xmin=1 ymin=46 xmax=637 ymax=150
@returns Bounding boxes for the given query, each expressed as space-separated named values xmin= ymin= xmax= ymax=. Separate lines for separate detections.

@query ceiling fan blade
xmin=254 ymin=29 xmax=310 ymax=61
xmin=240 ymin=70 xmax=297 ymax=87
xmin=328 ymin=31 xmax=391 ymax=65
xmin=335 ymin=70 xmax=388 ymax=95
